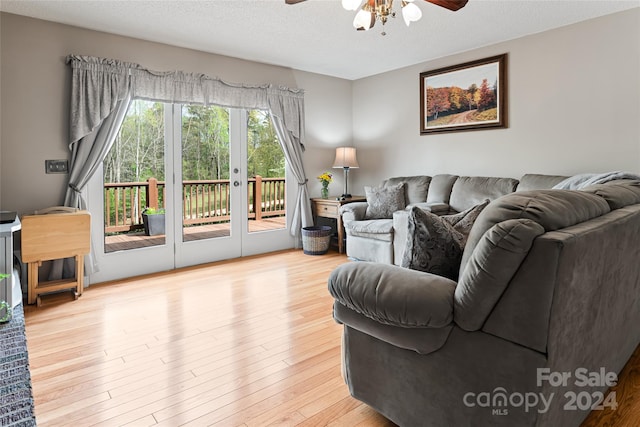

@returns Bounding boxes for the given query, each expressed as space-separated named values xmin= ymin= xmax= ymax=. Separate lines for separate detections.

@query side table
xmin=311 ymin=196 xmax=366 ymax=254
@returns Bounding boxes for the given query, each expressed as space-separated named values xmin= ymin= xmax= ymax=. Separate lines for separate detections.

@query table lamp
xmin=332 ymin=147 xmax=359 ymax=198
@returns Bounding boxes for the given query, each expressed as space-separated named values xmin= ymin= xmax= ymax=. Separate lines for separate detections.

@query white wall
xmin=291 ymin=70 xmax=353 ymax=198
xmin=350 ymin=8 xmax=640 ymax=194
xmin=2 ymin=9 xmax=639 ymax=213
xmin=0 ymin=13 xmax=352 ymax=215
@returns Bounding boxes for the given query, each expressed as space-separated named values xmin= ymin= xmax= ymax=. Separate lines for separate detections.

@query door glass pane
xmin=246 ymin=110 xmax=286 ymax=233
xmin=103 ymin=100 xmax=165 ymax=253
xmin=181 ymin=105 xmax=231 ymax=242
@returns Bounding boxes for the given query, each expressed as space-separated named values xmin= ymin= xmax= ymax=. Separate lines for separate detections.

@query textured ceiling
xmin=1 ymin=0 xmax=638 ymax=80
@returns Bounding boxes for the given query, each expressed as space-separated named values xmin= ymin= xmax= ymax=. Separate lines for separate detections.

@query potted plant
xmin=0 ymin=273 xmax=10 ymax=323
xmin=142 ymin=207 xmax=166 ymax=236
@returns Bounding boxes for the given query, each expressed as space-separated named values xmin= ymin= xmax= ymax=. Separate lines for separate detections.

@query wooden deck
xmin=104 ymin=216 xmax=286 ymax=252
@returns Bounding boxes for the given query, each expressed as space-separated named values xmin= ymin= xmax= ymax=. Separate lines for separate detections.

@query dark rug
xmin=0 ymin=303 xmax=36 ymax=427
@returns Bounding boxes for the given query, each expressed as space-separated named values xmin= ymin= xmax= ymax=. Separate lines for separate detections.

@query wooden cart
xmin=21 ymin=210 xmax=91 ymax=306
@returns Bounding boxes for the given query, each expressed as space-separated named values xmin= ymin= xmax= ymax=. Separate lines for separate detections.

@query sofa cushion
xmin=365 ymin=183 xmax=406 ymax=219
xmin=401 ymin=206 xmax=464 ymax=280
xmin=460 ymin=190 xmax=611 ymax=276
xmin=345 ymin=219 xmax=394 ymax=242
xmin=426 ymin=174 xmax=458 ymax=204
xmin=454 ymin=219 xmax=545 ymax=331
xmin=579 ymin=179 xmax=640 ymax=210
xmin=516 ymin=174 xmax=568 ymax=192
xmin=383 ymin=176 xmax=431 ymax=205
xmin=449 ymin=176 xmax=518 ymax=213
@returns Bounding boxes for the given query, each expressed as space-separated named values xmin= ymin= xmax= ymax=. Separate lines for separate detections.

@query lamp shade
xmin=333 ymin=147 xmax=359 ymax=169
xmin=342 ymin=0 xmax=362 ymax=11
xmin=402 ymin=1 xmax=422 ymax=26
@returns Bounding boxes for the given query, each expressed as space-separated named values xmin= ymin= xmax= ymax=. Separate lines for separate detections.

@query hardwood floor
xmin=23 ymin=250 xmax=638 ymax=426
xmin=24 ymin=250 xmax=394 ymax=426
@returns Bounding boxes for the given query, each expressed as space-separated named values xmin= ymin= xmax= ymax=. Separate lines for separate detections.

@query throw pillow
xmin=365 ymin=183 xmax=406 ymax=219
xmin=442 ymin=199 xmax=490 ymax=245
xmin=401 ymin=206 xmax=464 ymax=280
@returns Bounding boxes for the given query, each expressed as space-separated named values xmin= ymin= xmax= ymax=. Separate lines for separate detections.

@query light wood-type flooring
xmin=23 ymin=250 xmax=638 ymax=426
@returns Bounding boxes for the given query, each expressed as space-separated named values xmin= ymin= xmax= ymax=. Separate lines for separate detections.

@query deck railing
xmin=104 ymin=176 xmax=285 ymax=234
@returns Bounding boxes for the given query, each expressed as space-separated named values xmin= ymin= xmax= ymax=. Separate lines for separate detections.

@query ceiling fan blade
xmin=285 ymin=0 xmax=307 ymax=4
xmin=424 ymin=0 xmax=468 ymax=12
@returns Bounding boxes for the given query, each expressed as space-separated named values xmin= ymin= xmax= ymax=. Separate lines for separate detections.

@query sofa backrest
xmin=516 ymin=174 xmax=568 ymax=192
xmin=454 ymin=190 xmax=612 ymax=347
xmin=459 ymin=190 xmax=611 ymax=277
xmin=486 ymin=203 xmax=640 ymax=356
xmin=449 ymin=176 xmax=518 ymax=213
xmin=383 ymin=176 xmax=431 ymax=205
xmin=426 ymin=174 xmax=458 ymax=204
xmin=579 ymin=179 xmax=640 ymax=209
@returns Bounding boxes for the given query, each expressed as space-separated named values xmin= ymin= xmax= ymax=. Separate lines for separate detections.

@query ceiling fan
xmin=286 ymin=0 xmax=468 ymax=34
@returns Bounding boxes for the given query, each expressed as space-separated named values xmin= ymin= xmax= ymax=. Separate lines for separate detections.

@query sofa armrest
xmin=339 ymin=201 xmax=368 ymax=223
xmin=328 ymin=262 xmax=456 ymax=328
xmin=408 ymin=202 xmax=450 ymax=215
xmin=390 ymin=202 xmax=448 ymax=265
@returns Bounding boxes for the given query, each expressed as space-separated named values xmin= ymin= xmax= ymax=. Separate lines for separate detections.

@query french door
xmin=86 ymin=101 xmax=294 ymax=284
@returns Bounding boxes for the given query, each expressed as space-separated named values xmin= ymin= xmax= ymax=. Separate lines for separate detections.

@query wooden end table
xmin=311 ymin=196 xmax=366 ymax=254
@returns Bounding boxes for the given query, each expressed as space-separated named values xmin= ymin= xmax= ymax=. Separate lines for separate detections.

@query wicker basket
xmin=301 ymin=226 xmax=333 ymax=255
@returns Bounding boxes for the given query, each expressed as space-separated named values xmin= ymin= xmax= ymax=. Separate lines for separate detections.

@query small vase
xmin=321 ymin=186 xmax=329 ymax=199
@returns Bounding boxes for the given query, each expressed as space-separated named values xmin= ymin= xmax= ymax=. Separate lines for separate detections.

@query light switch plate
xmin=45 ymin=159 xmax=69 ymax=174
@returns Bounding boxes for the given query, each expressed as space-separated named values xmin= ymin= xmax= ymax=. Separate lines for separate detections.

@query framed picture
xmin=420 ymin=54 xmax=507 ymax=134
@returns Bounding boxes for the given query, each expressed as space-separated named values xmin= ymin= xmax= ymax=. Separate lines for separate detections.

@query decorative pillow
xmin=365 ymin=183 xmax=406 ymax=219
xmin=442 ymin=199 xmax=490 ymax=245
xmin=401 ymin=206 xmax=464 ymax=280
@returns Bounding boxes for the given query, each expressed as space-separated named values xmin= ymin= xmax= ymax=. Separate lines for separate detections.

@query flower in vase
xmin=317 ymin=172 xmax=333 ymax=185
xmin=317 ymin=172 xmax=332 ymax=198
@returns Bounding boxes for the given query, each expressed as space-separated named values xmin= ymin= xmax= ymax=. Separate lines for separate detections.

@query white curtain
xmin=56 ymin=59 xmax=133 ymax=277
xmin=271 ymin=115 xmax=313 ymax=245
xmin=65 ymin=55 xmax=312 ymax=260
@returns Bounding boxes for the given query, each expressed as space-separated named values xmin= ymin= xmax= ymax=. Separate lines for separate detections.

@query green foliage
xmin=104 ymin=101 xmax=165 ymax=184
xmin=103 ymin=101 xmax=286 ymax=228
xmin=181 ymin=105 xmax=230 ymax=180
xmin=247 ymin=110 xmax=285 ymax=178
xmin=143 ymin=207 xmax=165 ymax=215
xmin=105 ymin=101 xmax=284 ymax=184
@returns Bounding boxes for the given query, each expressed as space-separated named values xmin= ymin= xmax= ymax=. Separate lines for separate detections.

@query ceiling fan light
xmin=353 ymin=9 xmax=374 ymax=30
xmin=401 ymin=1 xmax=422 ymax=26
xmin=342 ymin=0 xmax=362 ymax=11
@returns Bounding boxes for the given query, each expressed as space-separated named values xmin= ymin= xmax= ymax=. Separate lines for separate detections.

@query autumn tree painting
xmin=425 ymin=78 xmax=497 ymax=126
xmin=420 ymin=54 xmax=507 ymax=134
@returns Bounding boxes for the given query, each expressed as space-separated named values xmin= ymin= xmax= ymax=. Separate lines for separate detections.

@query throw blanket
xmin=552 ymin=171 xmax=640 ymax=190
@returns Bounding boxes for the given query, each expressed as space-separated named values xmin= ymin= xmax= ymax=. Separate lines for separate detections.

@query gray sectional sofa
xmin=329 ymin=178 xmax=640 ymax=426
xmin=341 ymin=173 xmax=568 ymax=264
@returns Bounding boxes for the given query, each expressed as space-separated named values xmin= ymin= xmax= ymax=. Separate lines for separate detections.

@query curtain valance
xmin=67 ymin=55 xmax=305 ymax=145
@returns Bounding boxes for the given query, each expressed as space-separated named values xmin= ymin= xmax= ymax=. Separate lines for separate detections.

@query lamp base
xmin=339 ymin=193 xmax=352 ymax=199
